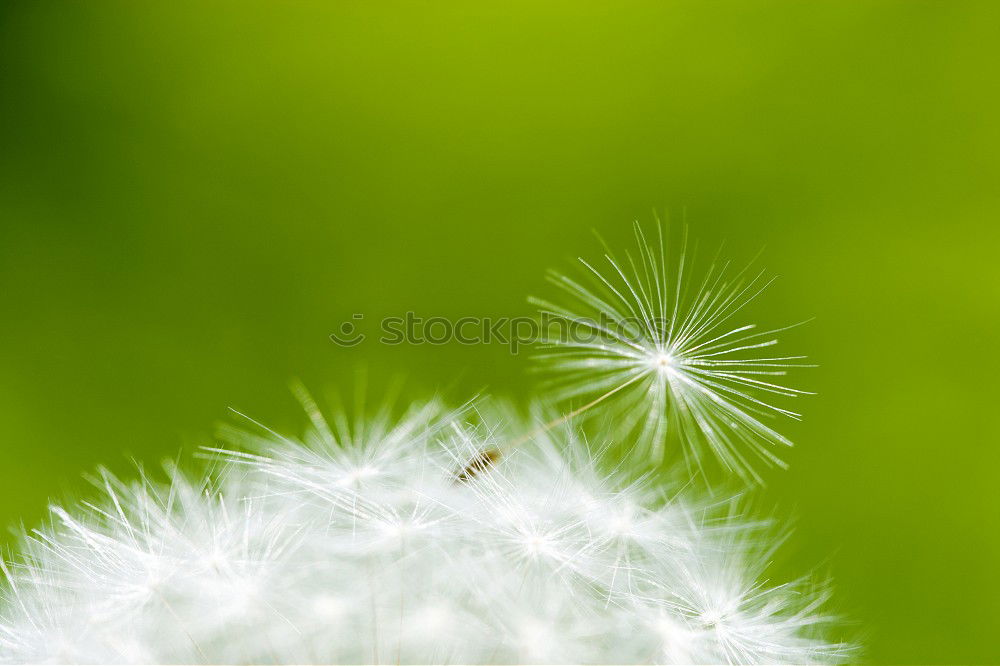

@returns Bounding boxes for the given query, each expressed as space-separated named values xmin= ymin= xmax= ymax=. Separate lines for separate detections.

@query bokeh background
xmin=2 ymin=1 xmax=999 ymax=662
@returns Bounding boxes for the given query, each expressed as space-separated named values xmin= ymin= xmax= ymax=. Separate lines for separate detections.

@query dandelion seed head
xmin=0 ymin=398 xmax=850 ymax=664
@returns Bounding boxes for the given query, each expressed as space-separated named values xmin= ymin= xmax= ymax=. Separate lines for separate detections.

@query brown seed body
xmin=454 ymin=448 xmax=502 ymax=483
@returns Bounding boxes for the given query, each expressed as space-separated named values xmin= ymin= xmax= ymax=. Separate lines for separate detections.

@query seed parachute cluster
xmin=0 ymin=400 xmax=849 ymax=664
xmin=0 ymin=223 xmax=854 ymax=664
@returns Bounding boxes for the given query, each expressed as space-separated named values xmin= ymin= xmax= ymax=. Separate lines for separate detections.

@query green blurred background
xmin=2 ymin=1 xmax=998 ymax=662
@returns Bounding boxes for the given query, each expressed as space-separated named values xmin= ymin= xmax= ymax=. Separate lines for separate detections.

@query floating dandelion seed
xmin=531 ymin=222 xmax=814 ymax=482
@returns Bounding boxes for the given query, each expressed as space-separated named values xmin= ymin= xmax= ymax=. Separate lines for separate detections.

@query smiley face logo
xmin=330 ymin=314 xmax=366 ymax=347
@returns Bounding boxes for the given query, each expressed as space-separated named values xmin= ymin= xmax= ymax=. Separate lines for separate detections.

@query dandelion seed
xmin=532 ymin=222 xmax=815 ymax=482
